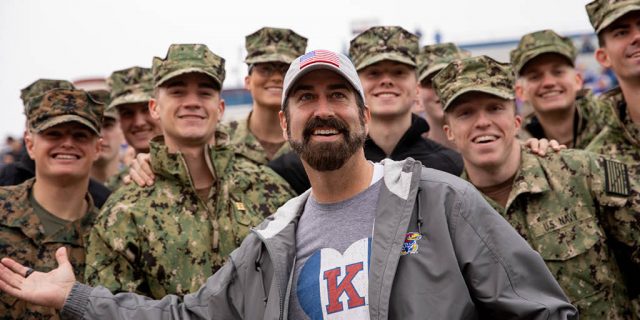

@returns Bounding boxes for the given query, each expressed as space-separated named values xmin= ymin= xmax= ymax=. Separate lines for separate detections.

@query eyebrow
xmin=290 ymin=82 xmax=351 ymax=96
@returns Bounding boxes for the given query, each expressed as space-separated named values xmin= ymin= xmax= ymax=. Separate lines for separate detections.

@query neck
xmin=619 ymin=80 xmax=640 ymax=124
xmin=368 ymin=112 xmax=412 ymax=155
xmin=305 ymin=150 xmax=373 ymax=204
xmin=32 ymin=175 xmax=89 ymax=221
xmin=535 ymin=107 xmax=576 ymax=146
xmin=424 ymin=115 xmax=455 ymax=149
xmin=91 ymin=159 xmax=120 ymax=183
xmin=165 ymin=138 xmax=214 ymax=190
xmin=465 ymin=143 xmax=521 ymax=190
xmin=249 ymin=105 xmax=286 ymax=143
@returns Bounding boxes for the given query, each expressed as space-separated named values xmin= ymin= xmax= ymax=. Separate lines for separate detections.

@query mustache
xmin=302 ymin=117 xmax=349 ymax=139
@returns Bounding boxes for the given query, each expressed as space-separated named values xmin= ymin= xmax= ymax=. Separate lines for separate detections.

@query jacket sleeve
xmin=84 ymin=196 xmax=146 ymax=296
xmin=63 ymin=247 xmax=245 ymax=320
xmin=452 ymin=184 xmax=578 ymax=319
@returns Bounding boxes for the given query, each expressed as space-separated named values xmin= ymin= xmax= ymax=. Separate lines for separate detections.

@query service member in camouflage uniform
xmin=434 ymin=55 xmax=638 ymax=319
xmin=511 ymin=29 xmax=608 ymax=149
xmin=415 ymin=42 xmax=470 ymax=149
xmin=88 ymin=90 xmax=124 ymax=185
xmin=585 ymin=1 xmax=640 ymax=314
xmin=224 ymin=27 xmax=307 ymax=164
xmin=0 ymin=89 xmax=104 ymax=319
xmin=103 ymin=67 xmax=158 ymax=190
xmin=84 ymin=44 xmax=295 ymax=299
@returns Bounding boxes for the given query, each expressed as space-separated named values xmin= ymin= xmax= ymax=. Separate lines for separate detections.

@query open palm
xmin=0 ymin=247 xmax=76 ymax=310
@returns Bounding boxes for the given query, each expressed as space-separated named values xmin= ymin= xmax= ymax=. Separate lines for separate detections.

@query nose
xmin=183 ymin=92 xmax=203 ymax=109
xmin=379 ymin=72 xmax=394 ymax=87
xmin=312 ymin=96 xmax=335 ymax=118
xmin=540 ymin=72 xmax=556 ymax=88
xmin=132 ymin=110 xmax=147 ymax=127
xmin=474 ymin=110 xmax=492 ymax=129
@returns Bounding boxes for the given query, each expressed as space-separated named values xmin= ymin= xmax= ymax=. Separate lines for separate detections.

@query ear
xmin=363 ymin=105 xmax=372 ymax=136
xmin=514 ymin=114 xmax=523 ymax=131
xmin=92 ymin=137 xmax=102 ymax=161
xmin=574 ymin=69 xmax=584 ymax=88
xmin=514 ymin=80 xmax=527 ymax=102
xmin=279 ymin=110 xmax=288 ymax=140
xmin=217 ymin=98 xmax=226 ymax=122
xmin=25 ymin=131 xmax=36 ymax=160
xmin=244 ymin=75 xmax=251 ymax=90
xmin=595 ymin=48 xmax=612 ymax=68
xmin=443 ymin=122 xmax=455 ymax=142
xmin=149 ymin=98 xmax=160 ymax=120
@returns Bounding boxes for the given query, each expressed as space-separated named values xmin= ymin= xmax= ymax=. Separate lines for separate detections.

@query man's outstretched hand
xmin=0 ymin=247 xmax=76 ymax=310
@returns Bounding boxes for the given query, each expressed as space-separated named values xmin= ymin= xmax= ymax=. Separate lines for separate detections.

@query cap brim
xmin=444 ymin=86 xmax=514 ymax=111
xmin=419 ymin=63 xmax=448 ymax=82
xmin=516 ymin=48 xmax=574 ymax=75
xmin=34 ymin=115 xmax=100 ymax=135
xmin=282 ymin=62 xmax=364 ymax=107
xmin=155 ymin=68 xmax=223 ymax=88
xmin=356 ymin=53 xmax=416 ymax=71
xmin=597 ymin=5 xmax=640 ymax=32
xmin=108 ymin=92 xmax=152 ymax=110
xmin=245 ymin=53 xmax=296 ymax=65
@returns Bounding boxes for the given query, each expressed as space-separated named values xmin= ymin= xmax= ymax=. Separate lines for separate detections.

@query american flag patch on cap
xmin=299 ymin=50 xmax=340 ymax=69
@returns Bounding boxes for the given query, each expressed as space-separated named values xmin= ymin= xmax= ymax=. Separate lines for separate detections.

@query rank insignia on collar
xmin=401 ymin=232 xmax=422 ymax=256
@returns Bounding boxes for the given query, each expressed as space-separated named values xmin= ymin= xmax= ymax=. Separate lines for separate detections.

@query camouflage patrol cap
xmin=26 ymin=89 xmax=104 ymax=135
xmin=417 ymin=43 xmax=471 ymax=83
xmin=107 ymin=66 xmax=153 ymax=111
xmin=587 ymin=0 xmax=640 ymax=33
xmin=510 ymin=30 xmax=577 ymax=76
xmin=20 ymin=79 xmax=75 ymax=109
xmin=89 ymin=89 xmax=117 ymax=120
xmin=433 ymin=55 xmax=514 ymax=111
xmin=349 ymin=26 xmax=419 ymax=71
xmin=152 ymin=44 xmax=225 ymax=88
xmin=244 ymin=27 xmax=308 ymax=65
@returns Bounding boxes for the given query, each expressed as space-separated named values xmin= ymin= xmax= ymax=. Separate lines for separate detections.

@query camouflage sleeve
xmin=255 ymin=166 xmax=295 ymax=215
xmin=587 ymin=154 xmax=640 ymax=265
xmin=84 ymin=193 xmax=148 ymax=296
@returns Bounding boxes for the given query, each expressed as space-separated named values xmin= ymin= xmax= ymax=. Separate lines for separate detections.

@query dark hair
xmin=597 ymin=32 xmax=606 ymax=47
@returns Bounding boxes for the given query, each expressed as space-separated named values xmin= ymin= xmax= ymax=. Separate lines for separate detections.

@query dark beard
xmin=288 ymin=116 xmax=366 ymax=171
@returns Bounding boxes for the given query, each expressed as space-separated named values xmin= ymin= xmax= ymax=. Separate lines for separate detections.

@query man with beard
xmin=0 ymin=49 xmax=577 ymax=320
xmin=268 ymin=26 xmax=463 ymax=195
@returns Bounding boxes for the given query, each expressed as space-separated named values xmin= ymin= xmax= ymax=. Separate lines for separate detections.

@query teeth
xmin=55 ymin=154 xmax=78 ymax=160
xmin=474 ymin=135 xmax=497 ymax=143
xmin=540 ymin=91 xmax=561 ymax=98
xmin=314 ymin=129 xmax=339 ymax=136
xmin=377 ymin=93 xmax=396 ymax=98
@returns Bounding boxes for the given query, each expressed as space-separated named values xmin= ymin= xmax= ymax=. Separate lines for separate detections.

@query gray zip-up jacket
xmin=61 ymin=158 xmax=577 ymax=319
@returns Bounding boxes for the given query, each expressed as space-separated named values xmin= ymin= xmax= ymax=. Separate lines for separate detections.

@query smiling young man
xmin=103 ymin=67 xmax=160 ymax=190
xmin=435 ymin=55 xmax=638 ymax=319
xmin=83 ymin=44 xmax=294 ymax=300
xmin=269 ymin=26 xmax=463 ymax=194
xmin=225 ymin=27 xmax=307 ymax=164
xmin=0 ymin=49 xmax=577 ymax=320
xmin=0 ymin=89 xmax=104 ymax=319
xmin=511 ymin=30 xmax=608 ymax=149
xmin=88 ymin=90 xmax=124 ymax=185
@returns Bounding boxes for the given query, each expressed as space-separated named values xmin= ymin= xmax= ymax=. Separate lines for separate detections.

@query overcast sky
xmin=0 ymin=0 xmax=595 ymax=138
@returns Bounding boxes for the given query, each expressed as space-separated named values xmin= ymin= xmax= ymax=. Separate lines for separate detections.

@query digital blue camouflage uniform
xmin=434 ymin=55 xmax=639 ymax=319
xmin=0 ymin=89 xmax=104 ymax=319
xmin=224 ymin=27 xmax=307 ymax=164
xmin=84 ymin=44 xmax=295 ymax=299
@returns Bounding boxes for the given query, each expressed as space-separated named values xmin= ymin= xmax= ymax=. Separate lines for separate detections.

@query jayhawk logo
xmin=401 ymin=232 xmax=422 ymax=255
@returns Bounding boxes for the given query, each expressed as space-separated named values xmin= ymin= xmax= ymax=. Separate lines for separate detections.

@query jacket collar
xmin=506 ymin=148 xmax=550 ymax=209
